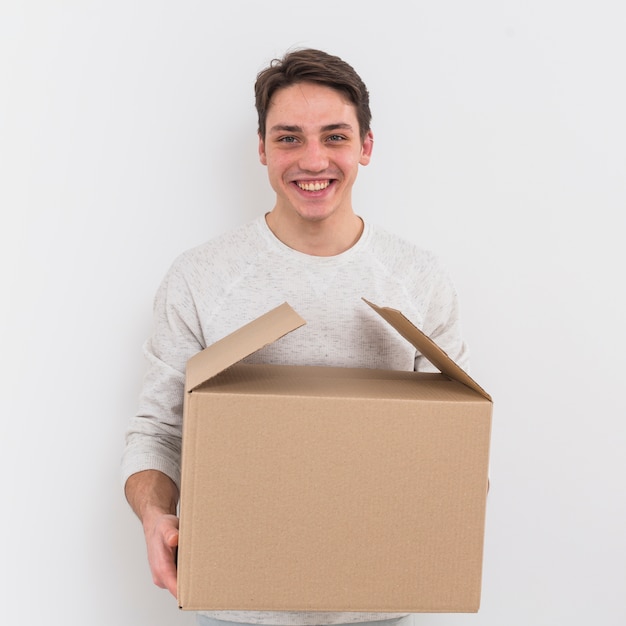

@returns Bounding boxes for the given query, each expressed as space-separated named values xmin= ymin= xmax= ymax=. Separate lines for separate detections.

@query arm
xmin=122 ymin=257 xmax=206 ymax=596
xmin=415 ymin=256 xmax=470 ymax=373
xmin=125 ymin=469 xmax=180 ymax=597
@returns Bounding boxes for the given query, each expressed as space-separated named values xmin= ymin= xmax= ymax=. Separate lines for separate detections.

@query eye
xmin=326 ymin=134 xmax=346 ymax=142
xmin=278 ymin=136 xmax=298 ymax=143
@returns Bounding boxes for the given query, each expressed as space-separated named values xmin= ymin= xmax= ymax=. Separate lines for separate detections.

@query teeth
xmin=297 ymin=181 xmax=330 ymax=191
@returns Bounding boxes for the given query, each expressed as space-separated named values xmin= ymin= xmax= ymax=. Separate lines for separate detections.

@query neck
xmin=265 ymin=211 xmax=364 ymax=256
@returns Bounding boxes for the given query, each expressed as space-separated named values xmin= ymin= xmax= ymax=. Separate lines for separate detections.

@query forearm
xmin=125 ymin=469 xmax=180 ymax=596
xmin=125 ymin=469 xmax=179 ymax=524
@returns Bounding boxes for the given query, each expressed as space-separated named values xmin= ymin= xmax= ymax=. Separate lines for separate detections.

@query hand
xmin=143 ymin=512 xmax=179 ymax=597
xmin=124 ymin=470 xmax=180 ymax=597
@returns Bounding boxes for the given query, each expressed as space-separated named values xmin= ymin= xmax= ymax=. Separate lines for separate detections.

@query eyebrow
xmin=268 ymin=123 xmax=355 ymax=134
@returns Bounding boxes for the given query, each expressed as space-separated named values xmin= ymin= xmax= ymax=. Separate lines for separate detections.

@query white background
xmin=1 ymin=2 xmax=625 ymax=625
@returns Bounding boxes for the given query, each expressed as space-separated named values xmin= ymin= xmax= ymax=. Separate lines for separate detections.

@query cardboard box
xmin=178 ymin=299 xmax=492 ymax=613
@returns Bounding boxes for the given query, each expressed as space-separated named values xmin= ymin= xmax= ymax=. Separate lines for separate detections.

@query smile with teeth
xmin=296 ymin=180 xmax=330 ymax=192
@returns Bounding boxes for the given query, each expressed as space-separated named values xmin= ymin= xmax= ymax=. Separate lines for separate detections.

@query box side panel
xmin=177 ymin=396 xmax=200 ymax=608
xmin=179 ymin=394 xmax=491 ymax=612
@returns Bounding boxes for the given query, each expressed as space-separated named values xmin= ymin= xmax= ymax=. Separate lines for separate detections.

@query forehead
xmin=266 ymin=82 xmax=358 ymax=129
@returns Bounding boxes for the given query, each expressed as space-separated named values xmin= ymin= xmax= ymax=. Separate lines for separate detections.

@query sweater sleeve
xmin=414 ymin=258 xmax=470 ymax=374
xmin=121 ymin=256 xmax=205 ymax=491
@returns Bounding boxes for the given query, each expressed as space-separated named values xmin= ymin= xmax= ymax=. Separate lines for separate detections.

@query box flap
xmin=363 ymin=298 xmax=491 ymax=401
xmin=185 ymin=302 xmax=306 ymax=392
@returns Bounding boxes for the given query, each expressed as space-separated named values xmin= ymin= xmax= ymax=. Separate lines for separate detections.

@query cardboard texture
xmin=177 ymin=300 xmax=492 ymax=613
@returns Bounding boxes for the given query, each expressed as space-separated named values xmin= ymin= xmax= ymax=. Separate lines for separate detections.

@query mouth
xmin=295 ymin=180 xmax=332 ymax=192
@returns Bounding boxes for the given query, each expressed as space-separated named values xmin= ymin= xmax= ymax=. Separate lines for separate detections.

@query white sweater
xmin=122 ymin=215 xmax=469 ymax=625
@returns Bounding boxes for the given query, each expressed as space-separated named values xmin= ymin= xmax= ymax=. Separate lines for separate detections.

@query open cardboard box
xmin=177 ymin=299 xmax=492 ymax=613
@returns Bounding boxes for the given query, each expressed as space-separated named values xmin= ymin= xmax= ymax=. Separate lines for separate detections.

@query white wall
xmin=2 ymin=2 xmax=625 ymax=624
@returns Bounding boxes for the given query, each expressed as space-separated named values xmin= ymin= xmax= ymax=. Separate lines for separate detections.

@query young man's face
xmin=258 ymin=82 xmax=373 ymax=225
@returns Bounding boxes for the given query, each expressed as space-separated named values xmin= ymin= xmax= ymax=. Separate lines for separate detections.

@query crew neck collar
xmin=256 ymin=214 xmax=370 ymax=261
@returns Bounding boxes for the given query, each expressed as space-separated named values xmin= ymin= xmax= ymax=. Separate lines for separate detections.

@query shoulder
xmin=154 ymin=217 xmax=267 ymax=304
xmin=164 ymin=217 xmax=267 ymax=280
xmin=366 ymin=223 xmax=446 ymax=277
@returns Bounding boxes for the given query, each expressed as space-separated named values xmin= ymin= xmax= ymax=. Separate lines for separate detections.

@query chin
xmin=296 ymin=208 xmax=335 ymax=223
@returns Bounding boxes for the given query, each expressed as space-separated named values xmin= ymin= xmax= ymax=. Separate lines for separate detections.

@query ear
xmin=258 ymin=133 xmax=267 ymax=165
xmin=359 ymin=130 xmax=374 ymax=166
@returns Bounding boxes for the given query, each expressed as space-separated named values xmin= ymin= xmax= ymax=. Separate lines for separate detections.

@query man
xmin=122 ymin=48 xmax=469 ymax=626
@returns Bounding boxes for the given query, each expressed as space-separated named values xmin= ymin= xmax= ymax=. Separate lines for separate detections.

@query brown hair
xmin=254 ymin=48 xmax=372 ymax=142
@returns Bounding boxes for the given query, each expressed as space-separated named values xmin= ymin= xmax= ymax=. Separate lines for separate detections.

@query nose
xmin=298 ymin=140 xmax=329 ymax=173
